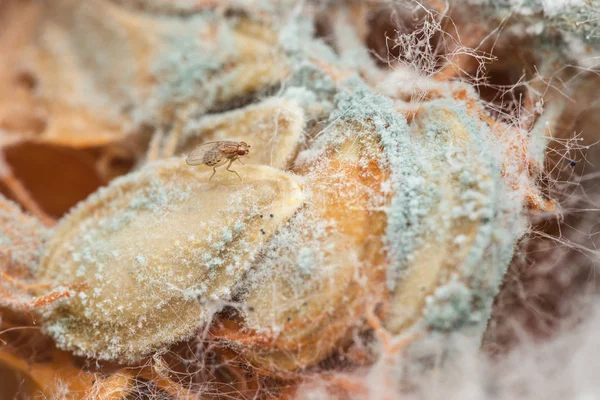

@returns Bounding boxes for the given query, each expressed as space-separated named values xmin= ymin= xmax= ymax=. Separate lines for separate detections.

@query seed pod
xmin=37 ymin=162 xmax=304 ymax=361
xmin=214 ymin=87 xmax=527 ymax=373
xmin=0 ymin=195 xmax=49 ymax=280
xmin=29 ymin=0 xmax=290 ymax=135
xmin=214 ymin=131 xmax=390 ymax=372
xmin=0 ymin=194 xmax=52 ymax=308
xmin=384 ymin=99 xmax=522 ymax=335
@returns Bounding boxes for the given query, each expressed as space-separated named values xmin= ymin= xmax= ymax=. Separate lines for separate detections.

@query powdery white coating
xmin=12 ymin=0 xmax=542 ymax=378
xmin=460 ymin=0 xmax=600 ymax=61
xmin=295 ymin=247 xmax=317 ymax=276
xmin=401 ymin=98 xmax=523 ymax=335
xmin=0 ymin=195 xmax=51 ymax=277
xmin=37 ymin=161 xmax=304 ymax=361
xmin=470 ymin=0 xmax=589 ymax=16
xmin=111 ymin=0 xmax=290 ymax=16
xmin=149 ymin=15 xmax=236 ymax=106
xmin=220 ymin=71 xmax=527 ymax=373
xmin=562 ymin=33 xmax=600 ymax=68
xmin=313 ymin=78 xmax=522 ymax=339
xmin=277 ymin=13 xmax=339 ymax=115
xmin=0 ymin=195 xmax=53 ymax=310
xmin=211 ymin=33 xmax=525 ymax=370
xmin=219 ymin=69 xmax=523 ymax=371
xmin=539 ymin=0 xmax=588 ymax=15
xmin=140 ymin=13 xmax=291 ymax=126
xmin=229 ymin=131 xmax=388 ymax=371
xmin=423 ymin=278 xmax=477 ymax=331
xmin=324 ymin=80 xmax=418 ymax=291
xmin=32 ymin=0 xmax=292 ymax=136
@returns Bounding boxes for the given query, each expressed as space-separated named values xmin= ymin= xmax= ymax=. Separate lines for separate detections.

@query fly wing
xmin=186 ymin=142 xmax=221 ymax=166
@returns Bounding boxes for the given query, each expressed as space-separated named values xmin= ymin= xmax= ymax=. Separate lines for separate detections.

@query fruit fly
xmin=186 ymin=141 xmax=250 ymax=181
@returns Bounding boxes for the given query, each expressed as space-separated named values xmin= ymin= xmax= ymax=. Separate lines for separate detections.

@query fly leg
xmin=226 ymin=159 xmax=242 ymax=181
xmin=208 ymin=159 xmax=228 ymax=181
